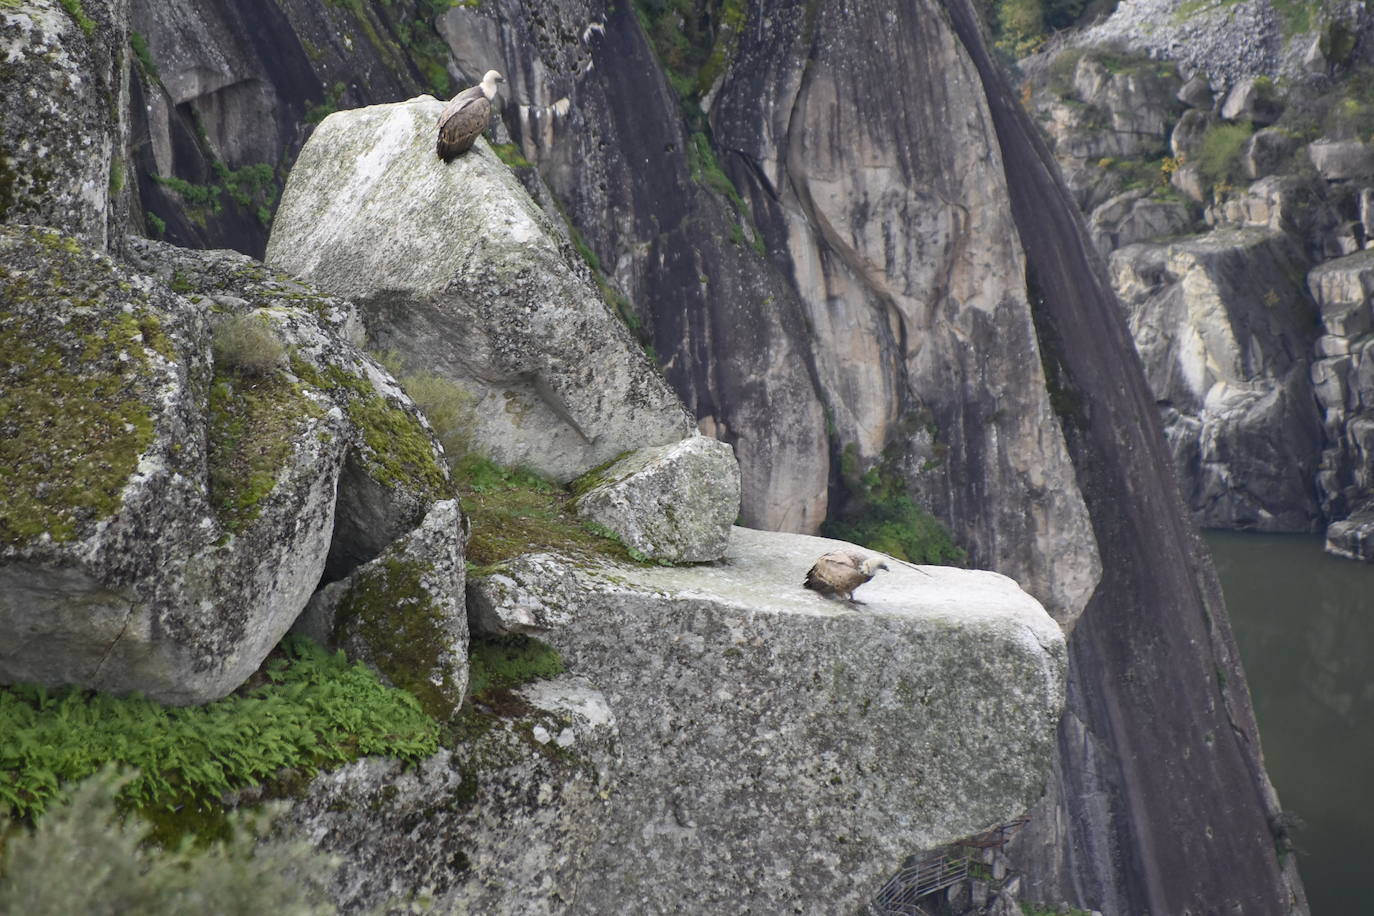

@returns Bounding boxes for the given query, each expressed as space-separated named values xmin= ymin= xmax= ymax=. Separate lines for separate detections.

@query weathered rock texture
xmin=1309 ymin=249 xmax=1374 ymax=555
xmin=265 ymin=98 xmax=694 ymax=483
xmin=294 ymin=499 xmax=469 ymax=717
xmin=0 ymin=226 xmax=451 ymax=704
xmin=1109 ymin=228 xmax=1324 ymax=530
xmin=469 ymin=526 xmax=1066 ymax=912
xmin=946 ymin=3 xmax=1307 ymax=911
xmin=0 ymin=0 xmax=130 ymax=247
xmin=284 ymin=676 xmax=620 ymax=915
xmin=573 ymin=435 xmax=739 ymax=563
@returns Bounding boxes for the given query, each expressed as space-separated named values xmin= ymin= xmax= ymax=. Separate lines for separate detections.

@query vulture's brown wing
xmin=436 ymin=93 xmax=491 ymax=161
xmin=804 ymin=554 xmax=864 ymax=596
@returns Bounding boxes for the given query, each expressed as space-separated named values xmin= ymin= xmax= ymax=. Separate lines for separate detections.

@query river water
xmin=1205 ymin=531 xmax=1374 ymax=916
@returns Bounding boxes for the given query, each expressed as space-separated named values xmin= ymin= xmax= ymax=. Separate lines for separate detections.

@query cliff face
xmin=12 ymin=0 xmax=1311 ymax=911
xmin=945 ymin=3 xmax=1305 ymax=911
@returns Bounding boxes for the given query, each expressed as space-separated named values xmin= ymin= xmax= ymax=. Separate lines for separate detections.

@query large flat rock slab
xmin=470 ymin=526 xmax=1066 ymax=912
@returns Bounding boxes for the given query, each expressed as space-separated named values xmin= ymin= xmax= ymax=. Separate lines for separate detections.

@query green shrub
xmin=1195 ymin=121 xmax=1254 ymax=188
xmin=211 ymin=314 xmax=284 ymax=376
xmin=393 ymin=368 xmax=477 ymax=467
xmin=822 ymin=445 xmax=965 ymax=565
xmin=0 ymin=769 xmax=337 ymax=915
xmin=0 ymin=638 xmax=438 ymax=839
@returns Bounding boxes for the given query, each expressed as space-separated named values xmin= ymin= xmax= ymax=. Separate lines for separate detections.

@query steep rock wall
xmin=946 ymin=1 xmax=1307 ymax=912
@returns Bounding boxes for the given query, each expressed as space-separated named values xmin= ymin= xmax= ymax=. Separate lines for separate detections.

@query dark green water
xmin=1206 ymin=531 xmax=1374 ymax=916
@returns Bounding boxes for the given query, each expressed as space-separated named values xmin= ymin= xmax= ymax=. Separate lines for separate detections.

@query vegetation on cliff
xmin=0 ymin=638 xmax=437 ymax=843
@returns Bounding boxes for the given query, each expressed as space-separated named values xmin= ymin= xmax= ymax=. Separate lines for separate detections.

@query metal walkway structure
xmin=870 ymin=817 xmax=1029 ymax=915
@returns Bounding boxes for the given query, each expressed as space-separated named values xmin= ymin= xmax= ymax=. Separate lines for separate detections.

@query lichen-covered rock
xmin=264 ymin=97 xmax=694 ymax=483
xmin=125 ymin=237 xmax=452 ymax=579
xmin=0 ymin=0 xmax=129 ymax=247
xmin=470 ymin=527 xmax=1066 ymax=912
xmin=573 ymin=435 xmax=739 ymax=563
xmin=282 ymin=676 xmax=619 ymax=915
xmin=294 ymin=499 xmax=468 ymax=718
xmin=1109 ymin=227 xmax=1324 ymax=529
xmin=466 ymin=553 xmax=579 ymax=637
xmin=0 ymin=225 xmax=344 ymax=703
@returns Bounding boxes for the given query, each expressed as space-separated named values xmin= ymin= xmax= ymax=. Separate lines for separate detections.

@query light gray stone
xmin=1326 ymin=501 xmax=1374 ymax=561
xmin=282 ymin=676 xmax=620 ymax=915
xmin=1171 ymin=108 xmax=1217 ymax=161
xmin=573 ymin=434 xmax=739 ymax=563
xmin=1090 ymin=189 xmax=1194 ymax=254
xmin=0 ymin=226 xmax=344 ymax=703
xmin=1220 ymin=77 xmax=1281 ymax=125
xmin=1109 ymin=227 xmax=1324 ymax=530
xmin=1242 ymin=128 xmax=1298 ymax=180
xmin=466 ymin=553 xmax=578 ymax=637
xmin=1177 ymin=73 xmax=1214 ymax=109
xmin=474 ymin=526 xmax=1067 ymax=913
xmin=1308 ymin=139 xmax=1374 ymax=182
xmin=265 ymin=97 xmax=694 ymax=484
xmin=0 ymin=0 xmax=129 ymax=247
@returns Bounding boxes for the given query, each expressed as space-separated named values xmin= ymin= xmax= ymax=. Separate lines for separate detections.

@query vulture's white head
xmin=861 ymin=557 xmax=890 ymax=578
xmin=481 ymin=70 xmax=506 ymax=99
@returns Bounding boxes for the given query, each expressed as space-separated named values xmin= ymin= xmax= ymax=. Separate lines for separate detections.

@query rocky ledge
xmin=469 ymin=526 xmax=1067 ymax=913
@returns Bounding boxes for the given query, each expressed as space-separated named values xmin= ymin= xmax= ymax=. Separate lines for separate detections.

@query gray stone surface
xmin=294 ymin=499 xmax=469 ymax=718
xmin=1325 ymin=501 xmax=1374 ymax=561
xmin=573 ymin=434 xmax=739 ymax=563
xmin=0 ymin=0 xmax=129 ymax=247
xmin=0 ymin=226 xmax=342 ymax=703
xmin=1309 ymin=140 xmax=1374 ymax=182
xmin=466 ymin=553 xmax=579 ymax=637
xmin=1242 ymin=127 xmax=1298 ymax=180
xmin=473 ymin=526 xmax=1067 ymax=913
xmin=1170 ymin=108 xmax=1217 ymax=161
xmin=265 ymin=97 xmax=694 ymax=484
xmin=1109 ymin=228 xmax=1324 ymax=529
xmin=1176 ymin=73 xmax=1214 ymax=109
xmin=283 ymin=676 xmax=620 ymax=915
xmin=1307 ymin=249 xmax=1374 ymax=535
xmin=1089 ymin=189 xmax=1194 ymax=254
xmin=1220 ymin=76 xmax=1281 ymax=125
xmin=0 ymin=226 xmax=454 ymax=704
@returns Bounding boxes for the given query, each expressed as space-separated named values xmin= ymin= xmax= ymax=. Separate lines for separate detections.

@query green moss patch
xmin=0 ymin=232 xmax=169 ymax=546
xmin=291 ymin=357 xmax=450 ymax=499
xmin=0 ymin=637 xmax=438 ymax=843
xmin=466 ymin=635 xmax=565 ymax=698
xmin=822 ymin=444 xmax=965 ymax=565
xmin=207 ymin=368 xmax=321 ymax=532
xmin=335 ymin=557 xmax=459 ymax=719
xmin=454 ymin=454 xmax=637 ymax=568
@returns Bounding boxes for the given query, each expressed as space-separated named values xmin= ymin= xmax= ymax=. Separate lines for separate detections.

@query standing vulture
xmin=437 ymin=70 xmax=505 ymax=162
xmin=803 ymin=550 xmax=889 ymax=603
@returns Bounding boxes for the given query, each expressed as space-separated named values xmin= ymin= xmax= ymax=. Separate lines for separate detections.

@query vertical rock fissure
xmin=944 ymin=0 xmax=1307 ymax=913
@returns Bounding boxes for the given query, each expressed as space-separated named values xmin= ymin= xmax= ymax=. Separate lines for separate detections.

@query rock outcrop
xmin=1109 ymin=228 xmax=1324 ymax=530
xmin=0 ymin=226 xmax=452 ymax=704
xmin=0 ymin=0 xmax=131 ymax=247
xmin=469 ymin=526 xmax=1066 ymax=912
xmin=294 ymin=499 xmax=469 ymax=718
xmin=948 ymin=3 xmax=1307 ymax=909
xmin=265 ymin=98 xmax=694 ymax=484
xmin=572 ymin=435 xmax=739 ymax=563
xmin=284 ymin=676 xmax=620 ymax=915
